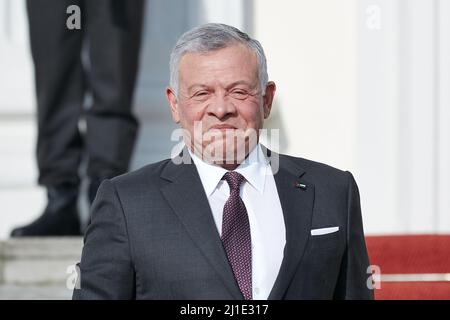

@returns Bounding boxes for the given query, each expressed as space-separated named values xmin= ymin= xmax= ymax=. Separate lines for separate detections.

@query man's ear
xmin=263 ymin=81 xmax=276 ymax=119
xmin=166 ymin=87 xmax=180 ymax=123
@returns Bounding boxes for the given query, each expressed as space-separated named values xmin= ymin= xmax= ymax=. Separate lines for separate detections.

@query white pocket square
xmin=311 ymin=226 xmax=339 ymax=236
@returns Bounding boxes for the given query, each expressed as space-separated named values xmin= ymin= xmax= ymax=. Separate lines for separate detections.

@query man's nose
xmin=207 ymin=94 xmax=237 ymax=119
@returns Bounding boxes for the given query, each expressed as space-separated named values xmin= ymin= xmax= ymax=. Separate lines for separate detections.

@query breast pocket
xmin=309 ymin=230 xmax=342 ymax=250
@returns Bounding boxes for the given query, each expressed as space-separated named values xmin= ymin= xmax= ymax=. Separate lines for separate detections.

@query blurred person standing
xmin=10 ymin=0 xmax=145 ymax=237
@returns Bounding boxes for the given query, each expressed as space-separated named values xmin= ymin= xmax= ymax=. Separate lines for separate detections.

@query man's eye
xmin=192 ymin=91 xmax=210 ymax=100
xmin=230 ymin=90 xmax=249 ymax=99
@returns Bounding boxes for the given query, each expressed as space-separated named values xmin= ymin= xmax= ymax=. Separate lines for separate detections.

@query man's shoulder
xmin=278 ymin=152 xmax=351 ymax=186
xmin=109 ymin=158 xmax=174 ymax=189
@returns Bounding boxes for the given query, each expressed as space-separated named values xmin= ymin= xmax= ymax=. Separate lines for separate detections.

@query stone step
xmin=0 ymin=237 xmax=83 ymax=300
xmin=0 ymin=284 xmax=73 ymax=300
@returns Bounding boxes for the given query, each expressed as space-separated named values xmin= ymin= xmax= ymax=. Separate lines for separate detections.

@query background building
xmin=1 ymin=0 xmax=450 ymax=239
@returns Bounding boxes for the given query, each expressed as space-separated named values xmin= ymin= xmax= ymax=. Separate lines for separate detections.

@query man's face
xmin=166 ymin=44 xmax=276 ymax=167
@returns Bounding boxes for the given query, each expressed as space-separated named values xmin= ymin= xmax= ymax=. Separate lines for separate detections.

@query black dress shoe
xmin=10 ymin=184 xmax=81 ymax=237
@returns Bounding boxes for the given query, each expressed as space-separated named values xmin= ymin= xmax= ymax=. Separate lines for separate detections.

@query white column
xmin=0 ymin=0 xmax=34 ymax=114
xmin=357 ymin=0 xmax=448 ymax=234
xmin=399 ymin=0 xmax=437 ymax=232
xmin=0 ymin=0 xmax=45 ymax=239
xmin=437 ymin=0 xmax=450 ymax=233
xmin=357 ymin=0 xmax=401 ymax=233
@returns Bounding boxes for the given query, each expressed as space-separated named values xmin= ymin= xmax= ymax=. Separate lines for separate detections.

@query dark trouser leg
xmin=10 ymin=0 xmax=84 ymax=237
xmin=84 ymin=0 xmax=144 ymax=202
xmin=28 ymin=0 xmax=85 ymax=187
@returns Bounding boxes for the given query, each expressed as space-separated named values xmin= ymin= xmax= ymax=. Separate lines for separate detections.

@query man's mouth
xmin=209 ymin=124 xmax=237 ymax=130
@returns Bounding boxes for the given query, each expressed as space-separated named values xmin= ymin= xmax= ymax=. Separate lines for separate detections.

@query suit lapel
xmin=158 ymin=147 xmax=314 ymax=300
xmin=159 ymin=151 xmax=243 ymax=299
xmin=266 ymin=151 xmax=315 ymax=299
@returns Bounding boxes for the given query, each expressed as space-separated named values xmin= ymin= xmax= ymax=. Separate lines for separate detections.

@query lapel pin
xmin=294 ymin=182 xmax=307 ymax=190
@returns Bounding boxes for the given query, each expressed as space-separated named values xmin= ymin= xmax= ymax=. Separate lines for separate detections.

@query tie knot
xmin=223 ymin=171 xmax=245 ymax=191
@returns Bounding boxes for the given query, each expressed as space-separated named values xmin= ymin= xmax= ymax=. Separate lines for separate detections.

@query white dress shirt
xmin=188 ymin=144 xmax=286 ymax=300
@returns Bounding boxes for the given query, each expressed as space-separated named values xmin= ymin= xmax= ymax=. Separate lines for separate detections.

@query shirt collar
xmin=188 ymin=144 xmax=269 ymax=196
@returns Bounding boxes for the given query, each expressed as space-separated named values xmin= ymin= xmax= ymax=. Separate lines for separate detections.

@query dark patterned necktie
xmin=221 ymin=171 xmax=252 ymax=300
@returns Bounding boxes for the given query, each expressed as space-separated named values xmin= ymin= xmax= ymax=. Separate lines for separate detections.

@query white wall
xmin=253 ymin=0 xmax=358 ymax=172
xmin=254 ymin=0 xmax=450 ymax=234
xmin=0 ymin=0 xmax=45 ymax=239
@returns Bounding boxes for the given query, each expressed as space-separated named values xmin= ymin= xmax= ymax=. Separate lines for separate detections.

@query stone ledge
xmin=2 ymin=237 xmax=83 ymax=259
xmin=0 ymin=284 xmax=73 ymax=300
xmin=0 ymin=237 xmax=83 ymax=286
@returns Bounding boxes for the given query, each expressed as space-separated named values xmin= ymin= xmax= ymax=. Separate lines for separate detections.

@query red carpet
xmin=365 ymin=235 xmax=450 ymax=300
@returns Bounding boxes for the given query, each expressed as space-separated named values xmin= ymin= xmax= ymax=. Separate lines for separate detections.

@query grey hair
xmin=169 ymin=23 xmax=268 ymax=97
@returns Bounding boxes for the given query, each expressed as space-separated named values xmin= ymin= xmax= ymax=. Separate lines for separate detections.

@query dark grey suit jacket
xmin=73 ymin=148 xmax=373 ymax=300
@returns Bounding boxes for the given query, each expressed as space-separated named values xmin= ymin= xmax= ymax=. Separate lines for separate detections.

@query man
xmin=73 ymin=23 xmax=373 ymax=299
xmin=10 ymin=0 xmax=144 ymax=237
